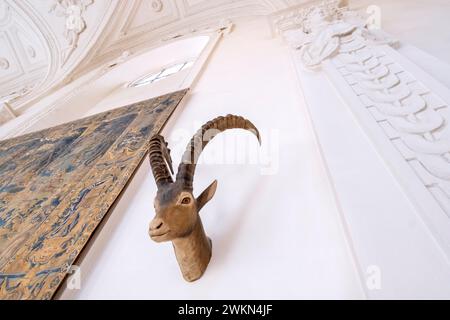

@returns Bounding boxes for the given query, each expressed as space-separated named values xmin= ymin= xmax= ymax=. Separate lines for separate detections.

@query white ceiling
xmin=0 ymin=0 xmax=116 ymax=115
xmin=0 ymin=1 xmax=48 ymax=101
xmin=0 ymin=0 xmax=312 ymax=115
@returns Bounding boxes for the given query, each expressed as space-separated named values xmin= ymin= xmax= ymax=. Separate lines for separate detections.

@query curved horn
xmin=149 ymin=135 xmax=174 ymax=188
xmin=176 ymin=114 xmax=261 ymax=189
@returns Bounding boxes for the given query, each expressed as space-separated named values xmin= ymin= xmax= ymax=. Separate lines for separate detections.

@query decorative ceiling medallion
xmin=0 ymin=57 xmax=10 ymax=70
xmin=151 ymin=0 xmax=163 ymax=12
xmin=49 ymin=0 xmax=95 ymax=65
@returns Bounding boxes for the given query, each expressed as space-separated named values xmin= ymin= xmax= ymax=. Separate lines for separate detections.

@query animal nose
xmin=149 ymin=218 xmax=164 ymax=231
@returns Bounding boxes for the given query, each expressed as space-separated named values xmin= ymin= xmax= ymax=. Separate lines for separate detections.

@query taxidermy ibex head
xmin=148 ymin=114 xmax=261 ymax=282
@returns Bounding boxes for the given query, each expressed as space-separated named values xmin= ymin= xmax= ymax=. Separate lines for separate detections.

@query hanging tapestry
xmin=0 ymin=89 xmax=187 ymax=299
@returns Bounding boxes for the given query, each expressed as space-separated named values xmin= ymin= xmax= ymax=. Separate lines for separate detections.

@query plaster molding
xmin=284 ymin=0 xmax=450 ymax=258
xmin=27 ymin=45 xmax=36 ymax=58
xmin=0 ymin=22 xmax=222 ymax=139
xmin=284 ymin=1 xmax=450 ymax=216
xmin=0 ymin=101 xmax=16 ymax=125
xmin=0 ymin=0 xmax=60 ymax=116
xmin=0 ymin=1 xmax=12 ymax=26
xmin=272 ymin=0 xmax=396 ymax=53
xmin=67 ymin=0 xmax=286 ymax=79
xmin=119 ymin=0 xmax=180 ymax=39
xmin=330 ymin=39 xmax=450 ymax=217
xmin=0 ymin=0 xmax=121 ymax=120
xmin=0 ymin=57 xmax=10 ymax=70
xmin=9 ymin=0 xmax=119 ymax=115
xmin=151 ymin=0 xmax=164 ymax=13
xmin=161 ymin=19 xmax=232 ymax=42
xmin=1 ymin=0 xmax=311 ymax=119
xmin=2 ymin=0 xmax=330 ymax=126
xmin=0 ymin=64 xmax=102 ymax=138
xmin=272 ymin=0 xmax=343 ymax=35
xmin=0 ymin=0 xmax=55 ymax=115
xmin=48 ymin=0 xmax=95 ymax=65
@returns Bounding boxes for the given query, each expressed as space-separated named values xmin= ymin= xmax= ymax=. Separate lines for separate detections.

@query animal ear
xmin=196 ymin=180 xmax=217 ymax=211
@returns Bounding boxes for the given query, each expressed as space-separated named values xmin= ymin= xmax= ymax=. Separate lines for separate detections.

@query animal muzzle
xmin=148 ymin=217 xmax=170 ymax=242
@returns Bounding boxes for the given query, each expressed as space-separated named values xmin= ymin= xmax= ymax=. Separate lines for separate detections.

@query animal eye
xmin=181 ymin=197 xmax=191 ymax=205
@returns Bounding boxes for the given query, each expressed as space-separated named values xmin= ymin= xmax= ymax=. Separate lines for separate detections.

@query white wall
xmin=58 ymin=17 xmax=363 ymax=299
xmin=350 ymin=0 xmax=450 ymax=90
xmin=352 ymin=0 xmax=450 ymax=67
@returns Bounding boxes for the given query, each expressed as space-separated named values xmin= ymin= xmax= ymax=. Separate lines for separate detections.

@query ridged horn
xmin=149 ymin=134 xmax=174 ymax=188
xmin=176 ymin=114 xmax=261 ymax=189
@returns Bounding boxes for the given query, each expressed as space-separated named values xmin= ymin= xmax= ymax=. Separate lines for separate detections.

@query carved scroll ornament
xmin=283 ymin=1 xmax=450 ymax=214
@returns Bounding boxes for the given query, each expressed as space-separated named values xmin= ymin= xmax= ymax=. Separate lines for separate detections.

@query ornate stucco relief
xmin=278 ymin=1 xmax=450 ymax=217
xmin=49 ymin=0 xmax=95 ymax=64
xmin=0 ymin=0 xmax=52 ymax=119
xmin=331 ymin=37 xmax=450 ymax=215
